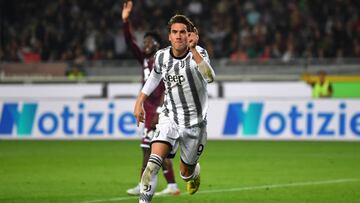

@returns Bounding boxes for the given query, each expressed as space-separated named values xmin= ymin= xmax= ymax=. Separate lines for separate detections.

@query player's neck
xmin=170 ymin=48 xmax=189 ymax=59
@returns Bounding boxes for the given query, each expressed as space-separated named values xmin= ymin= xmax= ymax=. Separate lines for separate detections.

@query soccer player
xmin=122 ymin=0 xmax=180 ymax=196
xmin=134 ymin=14 xmax=215 ymax=203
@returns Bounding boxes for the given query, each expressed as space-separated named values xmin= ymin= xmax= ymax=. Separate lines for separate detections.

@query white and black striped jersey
xmin=148 ymin=45 xmax=213 ymax=128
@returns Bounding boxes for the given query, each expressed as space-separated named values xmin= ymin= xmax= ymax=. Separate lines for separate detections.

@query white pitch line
xmin=79 ymin=178 xmax=359 ymax=203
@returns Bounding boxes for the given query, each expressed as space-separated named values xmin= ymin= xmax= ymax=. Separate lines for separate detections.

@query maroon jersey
xmin=123 ymin=22 xmax=165 ymax=130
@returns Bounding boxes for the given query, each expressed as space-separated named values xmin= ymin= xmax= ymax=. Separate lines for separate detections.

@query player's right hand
xmin=134 ymin=103 xmax=145 ymax=127
xmin=134 ymin=93 xmax=149 ymax=126
xmin=187 ymin=27 xmax=199 ymax=49
xmin=122 ymin=0 xmax=133 ymax=22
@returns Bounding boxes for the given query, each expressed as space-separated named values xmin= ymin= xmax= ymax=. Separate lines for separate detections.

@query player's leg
xmin=139 ymin=142 xmax=171 ymax=203
xmin=179 ymin=123 xmax=207 ymax=195
xmin=139 ymin=114 xmax=179 ymax=203
xmin=154 ymin=158 xmax=180 ymax=196
xmin=126 ymin=129 xmax=154 ymax=196
xmin=180 ymin=161 xmax=201 ymax=195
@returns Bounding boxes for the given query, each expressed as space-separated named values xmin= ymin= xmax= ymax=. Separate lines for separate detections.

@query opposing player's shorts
xmin=140 ymin=128 xmax=154 ymax=148
xmin=151 ymin=115 xmax=207 ymax=166
xmin=140 ymin=110 xmax=158 ymax=148
xmin=144 ymin=111 xmax=157 ymax=131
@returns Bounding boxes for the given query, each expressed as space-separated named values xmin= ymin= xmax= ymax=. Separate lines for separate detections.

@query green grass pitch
xmin=0 ymin=140 xmax=359 ymax=203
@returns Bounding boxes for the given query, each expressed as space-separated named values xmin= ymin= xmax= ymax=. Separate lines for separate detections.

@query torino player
xmin=122 ymin=0 xmax=180 ymax=196
xmin=134 ymin=14 xmax=215 ymax=203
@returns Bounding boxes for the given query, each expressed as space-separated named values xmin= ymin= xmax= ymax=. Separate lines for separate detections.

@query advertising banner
xmin=0 ymin=100 xmax=141 ymax=139
xmin=208 ymin=99 xmax=360 ymax=141
xmin=1 ymin=99 xmax=359 ymax=141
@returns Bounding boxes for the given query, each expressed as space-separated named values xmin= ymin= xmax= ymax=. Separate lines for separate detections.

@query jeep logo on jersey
xmin=165 ymin=75 xmax=185 ymax=85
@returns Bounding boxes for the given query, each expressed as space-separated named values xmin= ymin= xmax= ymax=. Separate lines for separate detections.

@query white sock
xmin=167 ymin=183 xmax=178 ymax=190
xmin=139 ymin=154 xmax=162 ymax=203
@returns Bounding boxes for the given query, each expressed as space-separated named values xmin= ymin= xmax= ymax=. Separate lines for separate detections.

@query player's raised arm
xmin=122 ymin=0 xmax=132 ymax=23
xmin=121 ymin=0 xmax=145 ymax=64
xmin=187 ymin=28 xmax=215 ymax=83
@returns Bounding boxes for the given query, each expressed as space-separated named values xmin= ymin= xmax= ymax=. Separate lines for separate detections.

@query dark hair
xmin=167 ymin=14 xmax=195 ymax=33
xmin=144 ymin=31 xmax=162 ymax=45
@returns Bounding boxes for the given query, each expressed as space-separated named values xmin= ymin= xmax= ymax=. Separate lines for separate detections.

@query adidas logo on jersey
xmin=165 ymin=74 xmax=185 ymax=85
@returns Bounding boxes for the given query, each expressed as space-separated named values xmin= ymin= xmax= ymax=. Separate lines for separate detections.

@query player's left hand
xmin=187 ymin=27 xmax=199 ymax=49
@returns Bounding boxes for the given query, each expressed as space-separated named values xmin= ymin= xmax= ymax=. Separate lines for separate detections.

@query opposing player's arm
xmin=122 ymin=0 xmax=144 ymax=64
xmin=122 ymin=0 xmax=132 ymax=23
xmin=188 ymin=28 xmax=215 ymax=83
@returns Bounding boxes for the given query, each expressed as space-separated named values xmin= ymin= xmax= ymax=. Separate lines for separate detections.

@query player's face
xmin=169 ymin=23 xmax=188 ymax=55
xmin=143 ymin=36 xmax=158 ymax=56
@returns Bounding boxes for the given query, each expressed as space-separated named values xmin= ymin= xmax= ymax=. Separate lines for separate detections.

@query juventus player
xmin=122 ymin=1 xmax=180 ymax=196
xmin=134 ymin=14 xmax=215 ymax=203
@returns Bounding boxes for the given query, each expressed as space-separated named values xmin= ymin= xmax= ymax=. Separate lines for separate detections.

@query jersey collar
xmin=170 ymin=48 xmax=189 ymax=60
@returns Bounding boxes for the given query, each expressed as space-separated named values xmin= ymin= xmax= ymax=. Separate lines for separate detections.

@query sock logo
xmin=143 ymin=185 xmax=152 ymax=192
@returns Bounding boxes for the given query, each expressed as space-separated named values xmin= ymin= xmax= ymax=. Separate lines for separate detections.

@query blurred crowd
xmin=1 ymin=0 xmax=359 ymax=64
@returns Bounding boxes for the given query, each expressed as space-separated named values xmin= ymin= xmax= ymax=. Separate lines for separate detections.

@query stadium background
xmin=0 ymin=0 xmax=359 ymax=202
